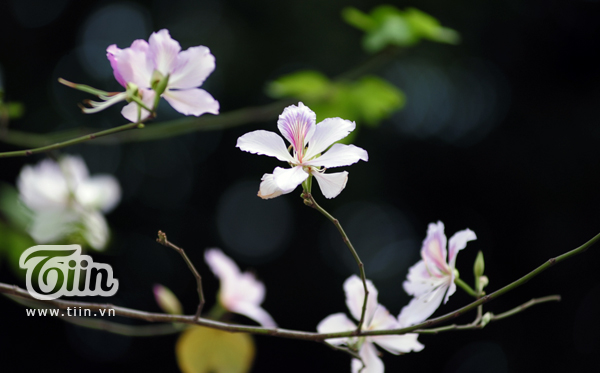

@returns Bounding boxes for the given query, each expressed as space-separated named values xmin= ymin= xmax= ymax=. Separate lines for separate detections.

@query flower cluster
xmin=317 ymin=222 xmax=476 ymax=372
xmin=17 ymin=155 xmax=121 ymax=251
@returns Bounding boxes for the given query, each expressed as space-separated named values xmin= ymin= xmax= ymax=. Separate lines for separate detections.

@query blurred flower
xmin=204 ymin=248 xmax=276 ymax=327
xmin=17 ymin=155 xmax=121 ymax=251
xmin=236 ymin=102 xmax=368 ymax=199
xmin=153 ymin=284 xmax=183 ymax=315
xmin=107 ymin=29 xmax=219 ymax=122
xmin=399 ymin=221 xmax=476 ymax=326
xmin=317 ymin=275 xmax=423 ymax=373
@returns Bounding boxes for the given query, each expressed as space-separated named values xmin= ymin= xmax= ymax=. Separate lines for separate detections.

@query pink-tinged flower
xmin=398 ymin=221 xmax=476 ymax=326
xmin=106 ymin=29 xmax=219 ymax=122
xmin=17 ymin=155 xmax=121 ymax=251
xmin=317 ymin=275 xmax=423 ymax=373
xmin=204 ymin=249 xmax=276 ymax=327
xmin=236 ymin=102 xmax=368 ymax=199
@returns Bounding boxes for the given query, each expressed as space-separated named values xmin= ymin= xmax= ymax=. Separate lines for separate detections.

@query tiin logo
xmin=19 ymin=245 xmax=119 ymax=300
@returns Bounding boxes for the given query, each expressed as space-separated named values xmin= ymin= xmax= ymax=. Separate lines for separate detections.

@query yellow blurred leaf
xmin=176 ymin=326 xmax=255 ymax=373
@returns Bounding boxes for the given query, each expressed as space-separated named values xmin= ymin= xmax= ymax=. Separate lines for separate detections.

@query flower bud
xmin=481 ymin=312 xmax=492 ymax=327
xmin=153 ymin=284 xmax=183 ymax=315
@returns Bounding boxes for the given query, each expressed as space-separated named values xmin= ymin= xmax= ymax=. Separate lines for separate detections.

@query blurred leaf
xmin=0 ymin=182 xmax=33 ymax=231
xmin=341 ymin=7 xmax=376 ymax=31
xmin=5 ymin=102 xmax=25 ymax=119
xmin=266 ymin=70 xmax=330 ymax=101
xmin=267 ymin=71 xmax=404 ymax=130
xmin=343 ymin=5 xmax=460 ymax=53
xmin=176 ymin=326 xmax=255 ymax=373
xmin=0 ymin=220 xmax=36 ymax=279
xmin=350 ymin=76 xmax=405 ymax=126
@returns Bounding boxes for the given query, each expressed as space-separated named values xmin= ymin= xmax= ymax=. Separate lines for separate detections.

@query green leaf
xmin=341 ymin=7 xmax=376 ymax=31
xmin=0 ymin=182 xmax=33 ymax=231
xmin=350 ymin=76 xmax=405 ymax=126
xmin=0 ymin=220 xmax=36 ymax=280
xmin=267 ymin=71 xmax=405 ymax=130
xmin=266 ymin=70 xmax=330 ymax=101
xmin=176 ymin=326 xmax=255 ymax=373
xmin=342 ymin=5 xmax=460 ymax=53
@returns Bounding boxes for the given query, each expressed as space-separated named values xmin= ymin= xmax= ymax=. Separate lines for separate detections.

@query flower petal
xmin=316 ymin=313 xmax=357 ymax=346
xmin=344 ymin=275 xmax=379 ymax=325
xmin=398 ymin=280 xmax=448 ymax=326
xmin=76 ymin=175 xmax=122 ymax=213
xmin=421 ymin=221 xmax=449 ymax=276
xmin=17 ymin=160 xmax=69 ymax=211
xmin=169 ymin=46 xmax=215 ymax=89
xmin=448 ymin=228 xmax=476 ymax=269
xmin=228 ymin=301 xmax=276 ymax=328
xmin=272 ymin=166 xmax=308 ymax=192
xmin=304 ymin=117 xmax=356 ymax=160
xmin=236 ymin=130 xmax=294 ymax=163
xmin=29 ymin=210 xmax=77 ymax=243
xmin=121 ymin=89 xmax=156 ymax=122
xmin=257 ymin=173 xmax=287 ymax=199
xmin=148 ymin=29 xmax=181 ymax=76
xmin=116 ymin=39 xmax=153 ymax=88
xmin=81 ymin=209 xmax=110 ymax=251
xmin=352 ymin=342 xmax=384 ymax=373
xmin=204 ymin=248 xmax=242 ymax=293
xmin=277 ymin=102 xmax=316 ymax=151
xmin=162 ymin=88 xmax=219 ymax=116
xmin=106 ymin=44 xmax=126 ymax=87
xmin=304 ymin=143 xmax=368 ymax=168
xmin=371 ymin=333 xmax=424 ymax=355
xmin=312 ymin=170 xmax=348 ymax=199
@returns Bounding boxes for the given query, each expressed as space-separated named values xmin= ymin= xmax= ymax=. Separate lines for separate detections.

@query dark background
xmin=1 ymin=0 xmax=600 ymax=372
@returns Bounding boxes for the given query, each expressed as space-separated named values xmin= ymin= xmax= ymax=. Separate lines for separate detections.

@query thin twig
xmin=302 ymin=192 xmax=369 ymax=332
xmin=414 ymin=295 xmax=561 ymax=334
xmin=0 ymin=231 xmax=597 ymax=341
xmin=156 ymin=230 xmax=204 ymax=320
xmin=0 ymin=121 xmax=146 ymax=158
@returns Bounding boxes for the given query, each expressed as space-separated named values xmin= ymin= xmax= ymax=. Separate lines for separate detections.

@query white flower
xmin=17 ymin=155 xmax=121 ymax=251
xmin=398 ymin=221 xmax=476 ymax=326
xmin=236 ymin=102 xmax=368 ymax=199
xmin=204 ymin=249 xmax=276 ymax=327
xmin=317 ymin=275 xmax=423 ymax=373
xmin=106 ymin=29 xmax=219 ymax=122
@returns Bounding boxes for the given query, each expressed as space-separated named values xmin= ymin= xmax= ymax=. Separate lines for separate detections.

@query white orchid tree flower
xmin=96 ymin=29 xmax=219 ymax=122
xmin=236 ymin=102 xmax=368 ymax=199
xmin=317 ymin=275 xmax=423 ymax=373
xmin=17 ymin=155 xmax=121 ymax=251
xmin=399 ymin=221 xmax=477 ymax=327
xmin=204 ymin=248 xmax=276 ymax=327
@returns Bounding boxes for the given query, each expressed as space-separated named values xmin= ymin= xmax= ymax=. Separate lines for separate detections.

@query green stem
xmin=415 ymin=295 xmax=561 ymax=334
xmin=455 ymin=276 xmax=477 ymax=298
xmin=0 ymin=121 xmax=144 ymax=158
xmin=303 ymin=192 xmax=369 ymax=332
